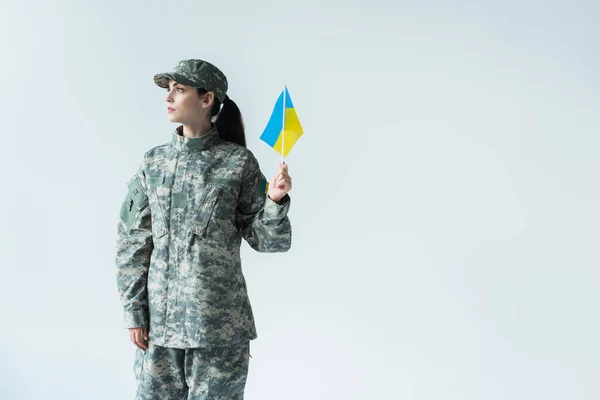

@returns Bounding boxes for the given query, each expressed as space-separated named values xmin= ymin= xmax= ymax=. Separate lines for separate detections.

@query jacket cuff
xmin=124 ymin=309 xmax=148 ymax=329
xmin=262 ymin=194 xmax=291 ymax=223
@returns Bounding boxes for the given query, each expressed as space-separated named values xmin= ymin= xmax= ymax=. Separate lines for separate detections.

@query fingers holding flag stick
xmin=267 ymin=162 xmax=291 ymax=203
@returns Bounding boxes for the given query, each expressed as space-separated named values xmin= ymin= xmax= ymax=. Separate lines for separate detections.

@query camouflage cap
xmin=154 ymin=59 xmax=228 ymax=103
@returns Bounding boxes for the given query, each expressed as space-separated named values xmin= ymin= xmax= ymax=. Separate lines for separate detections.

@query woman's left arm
xmin=236 ymin=153 xmax=292 ymax=253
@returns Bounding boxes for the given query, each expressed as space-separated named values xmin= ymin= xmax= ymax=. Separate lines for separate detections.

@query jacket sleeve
xmin=236 ymin=153 xmax=292 ymax=253
xmin=115 ymin=164 xmax=153 ymax=329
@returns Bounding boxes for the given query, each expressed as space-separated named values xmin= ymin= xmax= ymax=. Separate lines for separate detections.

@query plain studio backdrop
xmin=1 ymin=0 xmax=598 ymax=399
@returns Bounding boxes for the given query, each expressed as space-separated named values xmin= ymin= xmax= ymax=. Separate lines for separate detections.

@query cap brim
xmin=153 ymin=72 xmax=199 ymax=89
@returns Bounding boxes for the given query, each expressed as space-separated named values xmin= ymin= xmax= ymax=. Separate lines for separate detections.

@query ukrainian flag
xmin=260 ymin=177 xmax=270 ymax=194
xmin=259 ymin=87 xmax=303 ymax=157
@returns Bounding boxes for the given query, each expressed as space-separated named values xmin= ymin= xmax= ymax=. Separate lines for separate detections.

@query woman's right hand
xmin=129 ymin=327 xmax=149 ymax=350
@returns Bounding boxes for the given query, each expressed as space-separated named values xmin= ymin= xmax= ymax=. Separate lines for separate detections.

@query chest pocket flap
xmin=204 ymin=176 xmax=241 ymax=190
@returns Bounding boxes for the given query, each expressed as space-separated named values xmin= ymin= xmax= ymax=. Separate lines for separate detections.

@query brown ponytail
xmin=198 ymin=89 xmax=246 ymax=147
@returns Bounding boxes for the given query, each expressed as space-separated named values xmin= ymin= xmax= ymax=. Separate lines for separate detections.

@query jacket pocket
xmin=119 ymin=177 xmax=148 ymax=230
xmin=191 ymin=185 xmax=224 ymax=245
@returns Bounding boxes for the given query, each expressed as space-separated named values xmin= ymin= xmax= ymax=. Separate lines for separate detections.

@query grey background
xmin=1 ymin=0 xmax=598 ymax=399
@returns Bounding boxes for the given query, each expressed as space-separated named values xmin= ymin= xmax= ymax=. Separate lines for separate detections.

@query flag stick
xmin=281 ymin=85 xmax=286 ymax=163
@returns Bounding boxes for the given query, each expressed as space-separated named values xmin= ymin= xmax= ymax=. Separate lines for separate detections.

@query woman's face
xmin=165 ymin=80 xmax=214 ymax=125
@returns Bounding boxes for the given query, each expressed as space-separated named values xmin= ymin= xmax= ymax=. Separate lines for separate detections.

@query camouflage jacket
xmin=115 ymin=126 xmax=291 ymax=349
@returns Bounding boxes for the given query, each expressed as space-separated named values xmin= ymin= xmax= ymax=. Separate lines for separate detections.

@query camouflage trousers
xmin=134 ymin=341 xmax=250 ymax=400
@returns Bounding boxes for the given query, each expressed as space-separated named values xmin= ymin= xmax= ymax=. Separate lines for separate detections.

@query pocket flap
xmin=204 ymin=175 xmax=241 ymax=190
xmin=146 ymin=175 xmax=165 ymax=185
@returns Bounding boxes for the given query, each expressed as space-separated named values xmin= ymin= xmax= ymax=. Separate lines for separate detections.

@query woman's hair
xmin=198 ymin=88 xmax=246 ymax=147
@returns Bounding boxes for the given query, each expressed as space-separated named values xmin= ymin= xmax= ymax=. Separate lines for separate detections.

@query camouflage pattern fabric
xmin=134 ymin=341 xmax=250 ymax=400
xmin=154 ymin=59 xmax=229 ymax=103
xmin=115 ymin=125 xmax=292 ymax=349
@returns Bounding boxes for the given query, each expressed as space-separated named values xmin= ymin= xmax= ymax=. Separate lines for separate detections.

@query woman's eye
xmin=177 ymin=88 xmax=183 ymax=93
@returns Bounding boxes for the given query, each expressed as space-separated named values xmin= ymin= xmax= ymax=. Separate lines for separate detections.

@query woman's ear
xmin=201 ymin=92 xmax=215 ymax=109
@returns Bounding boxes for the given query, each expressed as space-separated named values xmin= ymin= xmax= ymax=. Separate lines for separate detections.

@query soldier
xmin=115 ymin=59 xmax=292 ymax=399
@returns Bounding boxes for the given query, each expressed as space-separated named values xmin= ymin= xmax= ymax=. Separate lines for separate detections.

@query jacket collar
xmin=171 ymin=125 xmax=220 ymax=152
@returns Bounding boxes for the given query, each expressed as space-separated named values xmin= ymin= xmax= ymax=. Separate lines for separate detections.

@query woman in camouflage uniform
xmin=115 ymin=59 xmax=292 ymax=399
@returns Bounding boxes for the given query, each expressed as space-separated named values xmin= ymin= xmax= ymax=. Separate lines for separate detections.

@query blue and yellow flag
xmin=260 ymin=177 xmax=270 ymax=194
xmin=259 ymin=87 xmax=303 ymax=158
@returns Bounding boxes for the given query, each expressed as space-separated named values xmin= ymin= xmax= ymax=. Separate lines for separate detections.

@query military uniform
xmin=115 ymin=60 xmax=292 ymax=400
